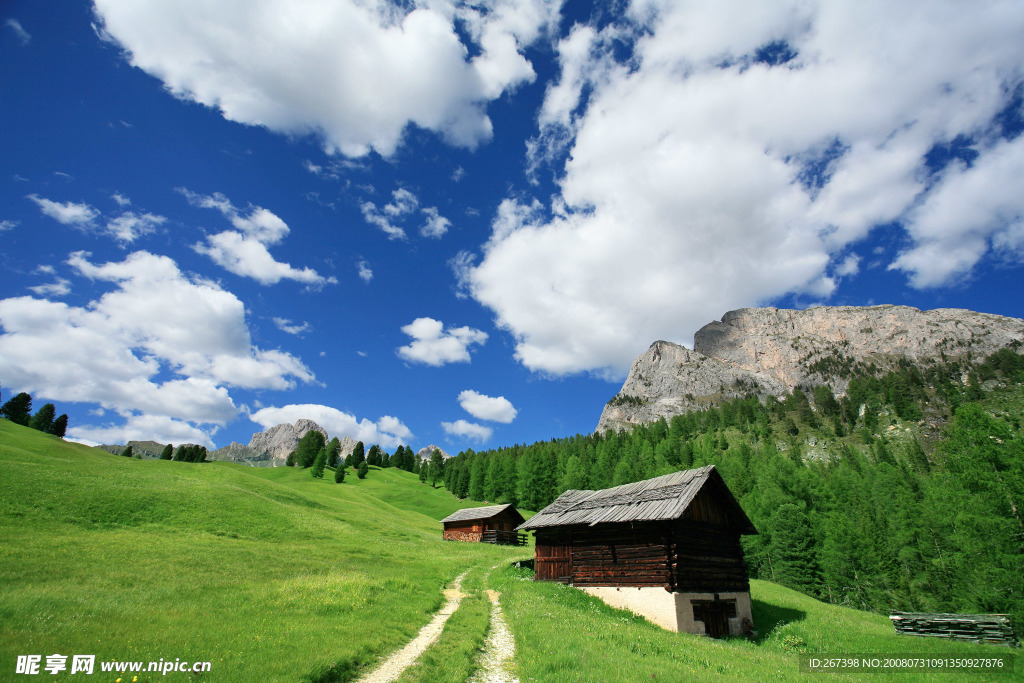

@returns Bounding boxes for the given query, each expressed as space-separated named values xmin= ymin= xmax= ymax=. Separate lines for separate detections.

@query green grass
xmin=489 ymin=567 xmax=1023 ymax=682
xmin=0 ymin=421 xmax=525 ymax=681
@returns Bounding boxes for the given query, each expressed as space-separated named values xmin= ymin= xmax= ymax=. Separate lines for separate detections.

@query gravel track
xmin=355 ymin=572 xmax=468 ymax=683
xmin=468 ymin=590 xmax=519 ymax=683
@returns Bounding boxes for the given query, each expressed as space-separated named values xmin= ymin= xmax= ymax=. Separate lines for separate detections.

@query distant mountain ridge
xmin=597 ymin=305 xmax=1024 ymax=433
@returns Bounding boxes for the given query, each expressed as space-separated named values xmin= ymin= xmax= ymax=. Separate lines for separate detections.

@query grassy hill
xmin=2 ymin=419 xmax=1019 ymax=681
xmin=0 ymin=420 xmax=525 ymax=681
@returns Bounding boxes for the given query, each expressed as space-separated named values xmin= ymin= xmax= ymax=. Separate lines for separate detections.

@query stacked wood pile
xmin=890 ymin=612 xmax=1019 ymax=647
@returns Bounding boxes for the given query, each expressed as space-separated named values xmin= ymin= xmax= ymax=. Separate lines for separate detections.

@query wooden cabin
xmin=440 ymin=504 xmax=527 ymax=545
xmin=515 ymin=465 xmax=757 ymax=637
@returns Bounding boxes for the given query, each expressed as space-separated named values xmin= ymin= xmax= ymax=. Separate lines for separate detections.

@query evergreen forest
xmin=439 ymin=348 xmax=1024 ymax=625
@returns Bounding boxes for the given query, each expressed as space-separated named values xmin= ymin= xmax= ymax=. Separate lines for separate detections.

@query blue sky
xmin=2 ymin=1 xmax=1023 ymax=453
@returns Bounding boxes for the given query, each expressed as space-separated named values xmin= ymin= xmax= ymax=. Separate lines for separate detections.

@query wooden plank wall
xmin=568 ymin=523 xmax=672 ymax=588
xmin=670 ymin=520 xmax=749 ymax=593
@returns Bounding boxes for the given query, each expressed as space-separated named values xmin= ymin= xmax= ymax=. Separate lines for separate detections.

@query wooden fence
xmin=481 ymin=529 xmax=528 ymax=546
xmin=890 ymin=612 xmax=1019 ymax=647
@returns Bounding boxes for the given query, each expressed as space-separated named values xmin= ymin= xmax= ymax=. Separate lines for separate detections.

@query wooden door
xmin=535 ymin=542 xmax=572 ymax=583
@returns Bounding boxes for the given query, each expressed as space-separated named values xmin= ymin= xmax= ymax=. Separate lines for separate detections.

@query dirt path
xmin=468 ymin=590 xmax=519 ymax=683
xmin=355 ymin=572 xmax=469 ymax=683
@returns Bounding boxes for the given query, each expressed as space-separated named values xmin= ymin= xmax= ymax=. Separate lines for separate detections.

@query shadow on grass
xmin=751 ymin=599 xmax=806 ymax=643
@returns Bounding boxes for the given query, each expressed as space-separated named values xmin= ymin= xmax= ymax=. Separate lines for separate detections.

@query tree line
xmin=439 ymin=347 xmax=1024 ymax=625
xmin=0 ymin=388 xmax=69 ymax=438
xmin=283 ymin=430 xmax=445 ymax=484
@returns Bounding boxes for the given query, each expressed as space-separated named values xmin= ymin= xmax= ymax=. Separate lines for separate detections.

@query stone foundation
xmin=579 ymin=586 xmax=752 ymax=637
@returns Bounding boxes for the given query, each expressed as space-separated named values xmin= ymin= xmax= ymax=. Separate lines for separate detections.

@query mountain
xmin=417 ymin=444 xmax=451 ymax=461
xmin=209 ymin=418 xmax=331 ymax=466
xmin=598 ymin=305 xmax=1024 ymax=433
xmin=98 ymin=440 xmax=168 ymax=459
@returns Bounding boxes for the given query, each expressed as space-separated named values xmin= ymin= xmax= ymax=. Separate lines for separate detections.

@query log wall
xmin=532 ymin=519 xmax=749 ymax=593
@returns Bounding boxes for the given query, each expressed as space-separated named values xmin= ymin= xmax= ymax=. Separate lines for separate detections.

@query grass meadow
xmin=489 ymin=566 xmax=1023 ymax=681
xmin=0 ymin=420 xmax=524 ymax=681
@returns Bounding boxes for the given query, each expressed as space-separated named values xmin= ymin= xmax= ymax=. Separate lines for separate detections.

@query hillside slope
xmin=0 ymin=420 xmax=523 ymax=682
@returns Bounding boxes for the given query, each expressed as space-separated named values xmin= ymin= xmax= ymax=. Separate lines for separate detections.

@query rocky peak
xmin=417 ymin=444 xmax=451 ymax=460
xmin=597 ymin=305 xmax=1023 ymax=433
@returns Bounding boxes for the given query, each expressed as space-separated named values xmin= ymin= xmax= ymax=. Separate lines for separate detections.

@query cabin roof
xmin=440 ymin=503 xmax=524 ymax=524
xmin=516 ymin=465 xmax=756 ymax=534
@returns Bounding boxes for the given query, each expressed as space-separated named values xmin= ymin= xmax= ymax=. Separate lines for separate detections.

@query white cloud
xmin=357 ymin=259 xmax=373 ymax=283
xmin=0 ymin=251 xmax=315 ymax=446
xmin=834 ymin=254 xmax=861 ymax=278
xmin=441 ymin=419 xmax=492 ymax=443
xmin=29 ymin=195 xmax=99 ymax=226
xmin=105 ymin=211 xmax=166 ymax=243
xmin=0 ymin=220 xmax=18 ymax=232
xmin=273 ymin=317 xmax=311 ymax=335
xmin=362 ymin=188 xmax=451 ymax=240
xmin=458 ymin=389 xmax=517 ymax=423
xmin=182 ymin=188 xmax=336 ymax=287
xmin=69 ymin=414 xmax=217 ymax=449
xmin=29 ymin=193 xmax=165 ymax=243
xmin=111 ymin=192 xmax=131 ymax=207
xmin=461 ymin=0 xmax=1024 ymax=377
xmin=397 ymin=317 xmax=487 ymax=366
xmin=890 ymin=135 xmax=1024 ymax=287
xmin=92 ymin=0 xmax=560 ymax=157
xmin=420 ymin=207 xmax=451 ymax=238
xmin=4 ymin=18 xmax=31 ymax=45
xmin=248 ymin=404 xmax=412 ymax=449
xmin=29 ymin=278 xmax=71 ymax=297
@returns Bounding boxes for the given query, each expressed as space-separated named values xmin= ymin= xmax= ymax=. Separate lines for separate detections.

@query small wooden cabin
xmin=441 ymin=504 xmax=527 ymax=545
xmin=515 ymin=465 xmax=757 ymax=637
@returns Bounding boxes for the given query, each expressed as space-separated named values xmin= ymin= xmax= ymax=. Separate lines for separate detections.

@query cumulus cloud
xmin=29 ymin=193 xmax=165 ymax=244
xmin=420 ymin=206 xmax=451 ymax=238
xmin=357 ymin=259 xmax=374 ymax=283
xmin=69 ymin=414 xmax=218 ymax=449
xmin=460 ymin=0 xmax=1024 ymax=377
xmin=248 ymin=404 xmax=412 ymax=449
xmin=273 ymin=317 xmax=311 ymax=336
xmin=28 ymin=195 xmax=99 ymax=226
xmin=1 ymin=220 xmax=19 ymax=232
xmin=458 ymin=389 xmax=517 ymax=423
xmin=442 ymin=419 xmax=493 ymax=443
xmin=104 ymin=211 xmax=166 ymax=243
xmin=361 ymin=188 xmax=451 ymax=240
xmin=0 ymin=251 xmax=315 ymax=446
xmin=92 ymin=0 xmax=561 ymax=157
xmin=834 ymin=254 xmax=861 ymax=278
xmin=397 ymin=317 xmax=487 ymax=366
xmin=28 ymin=278 xmax=71 ymax=297
xmin=182 ymin=188 xmax=336 ymax=287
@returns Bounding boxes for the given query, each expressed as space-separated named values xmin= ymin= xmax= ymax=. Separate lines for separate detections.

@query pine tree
xmin=286 ymin=450 xmax=297 ymax=467
xmin=295 ymin=430 xmax=326 ymax=468
xmin=352 ymin=441 xmax=365 ymax=467
xmin=311 ymin=448 xmax=328 ymax=479
xmin=769 ymin=503 xmax=823 ymax=597
xmin=357 ymin=461 xmax=369 ymax=479
xmin=0 ymin=392 xmax=32 ymax=426
xmin=122 ymin=445 xmax=134 ymax=458
xmin=429 ymin=448 xmax=444 ymax=487
xmin=49 ymin=414 xmax=68 ymax=438
xmin=29 ymin=403 xmax=56 ymax=433
xmin=160 ymin=443 xmax=174 ymax=460
xmin=334 ymin=463 xmax=346 ymax=483
xmin=326 ymin=437 xmax=341 ymax=468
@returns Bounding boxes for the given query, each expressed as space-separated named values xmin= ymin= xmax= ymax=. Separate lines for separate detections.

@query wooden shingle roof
xmin=517 ymin=465 xmax=756 ymax=534
xmin=440 ymin=503 xmax=524 ymax=524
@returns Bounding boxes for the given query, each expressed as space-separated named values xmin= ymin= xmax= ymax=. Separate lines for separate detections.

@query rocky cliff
xmin=209 ymin=418 xmax=331 ymax=467
xmin=597 ymin=305 xmax=1024 ymax=433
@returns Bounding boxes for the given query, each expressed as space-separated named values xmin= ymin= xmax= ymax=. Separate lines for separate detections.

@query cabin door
xmin=535 ymin=543 xmax=572 ymax=583
xmin=692 ymin=598 xmax=735 ymax=639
